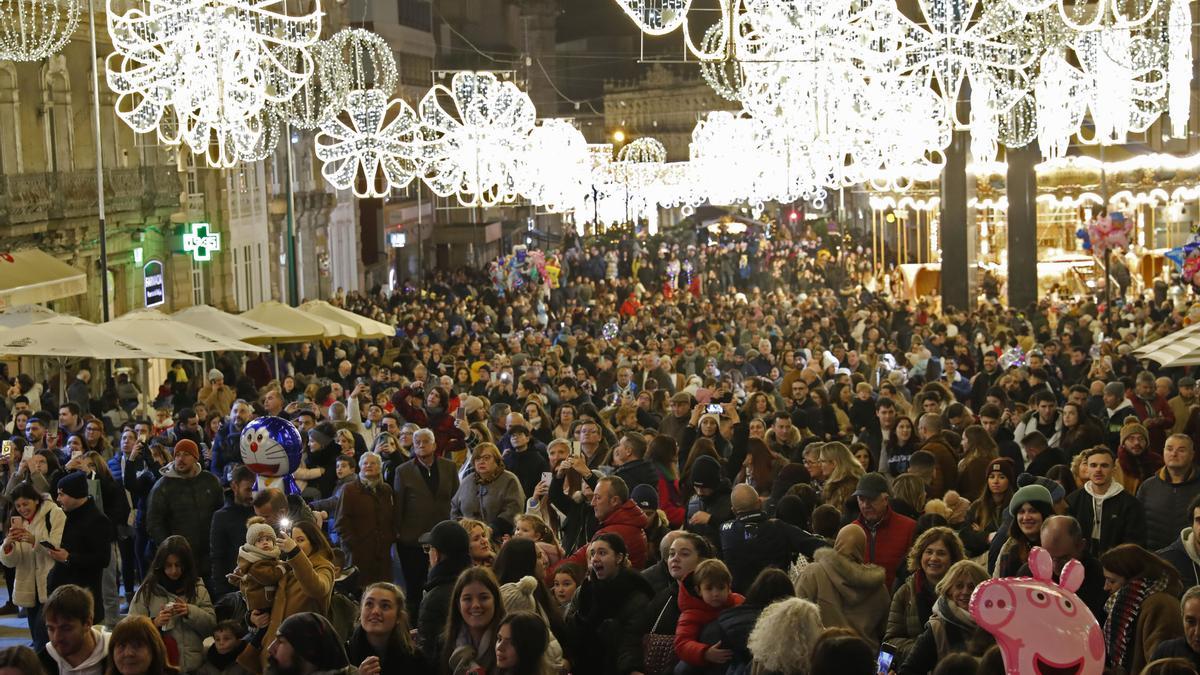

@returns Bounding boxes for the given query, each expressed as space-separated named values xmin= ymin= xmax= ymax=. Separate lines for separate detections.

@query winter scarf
xmin=238 ymin=543 xmax=282 ymax=565
xmin=1104 ymin=575 xmax=1170 ymax=671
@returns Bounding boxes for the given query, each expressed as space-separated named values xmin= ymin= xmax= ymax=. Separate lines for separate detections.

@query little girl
xmin=551 ymin=562 xmax=585 ymax=610
xmin=514 ymin=513 xmax=564 ymax=567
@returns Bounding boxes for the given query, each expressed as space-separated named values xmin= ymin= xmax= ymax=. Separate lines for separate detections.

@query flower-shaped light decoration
xmin=613 ymin=0 xmax=693 ymax=35
xmin=315 ymin=89 xmax=420 ymax=198
xmin=0 ymin=0 xmax=80 ymax=61
xmin=514 ymin=119 xmax=591 ymax=213
xmin=417 ymin=72 xmax=537 ymax=208
xmin=1074 ymin=27 xmax=1167 ymax=146
xmin=106 ymin=0 xmax=322 ymax=167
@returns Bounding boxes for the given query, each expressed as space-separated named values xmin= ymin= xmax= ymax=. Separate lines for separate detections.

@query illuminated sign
xmin=183 ymin=222 xmax=221 ymax=261
xmin=143 ymin=260 xmax=165 ymax=307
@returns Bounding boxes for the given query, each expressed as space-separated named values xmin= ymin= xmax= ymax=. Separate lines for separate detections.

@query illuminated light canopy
xmin=183 ymin=222 xmax=221 ymax=261
xmin=514 ymin=119 xmax=592 ymax=214
xmin=105 ymin=0 xmax=323 ymax=167
xmin=417 ymin=72 xmax=537 ymax=208
xmin=0 ymin=0 xmax=80 ymax=61
xmin=315 ymin=88 xmax=420 ymax=199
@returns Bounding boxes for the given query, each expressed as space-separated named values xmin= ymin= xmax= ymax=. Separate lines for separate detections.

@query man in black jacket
xmin=1018 ymin=516 xmax=1107 ymax=625
xmin=48 ymin=472 xmax=113 ymax=626
xmin=1151 ymin=586 xmax=1200 ymax=669
xmin=208 ymin=465 xmax=256 ymax=599
xmin=416 ymin=520 xmax=471 ymax=663
xmin=611 ymin=433 xmax=658 ymax=492
xmin=720 ymin=484 xmax=826 ymax=592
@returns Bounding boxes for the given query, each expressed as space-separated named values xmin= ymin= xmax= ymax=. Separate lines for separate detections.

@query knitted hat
xmin=1016 ymin=472 xmax=1066 ymax=504
xmin=499 ymin=576 xmax=540 ymax=614
xmin=246 ymin=522 xmax=276 ymax=547
xmin=57 ymin=471 xmax=88 ymax=500
xmin=986 ymin=457 xmax=1018 ymax=487
xmin=630 ymin=483 xmax=659 ymax=510
xmin=1008 ymin=483 xmax=1054 ymax=517
xmin=173 ymin=439 xmax=200 ymax=462
xmin=1120 ymin=421 xmax=1149 ymax=445
xmin=690 ymin=455 xmax=723 ymax=489
xmin=307 ymin=427 xmax=333 ymax=448
xmin=274 ymin=612 xmax=349 ymax=670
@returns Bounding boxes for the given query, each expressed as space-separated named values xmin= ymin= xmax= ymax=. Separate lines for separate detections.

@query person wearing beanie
xmin=416 ymin=520 xmax=471 ymax=662
xmin=146 ymin=434 xmax=224 ymax=580
xmin=48 ymin=471 xmax=114 ymax=625
xmin=992 ymin=483 xmax=1054 ymax=577
xmin=197 ymin=369 xmax=236 ymax=418
xmin=234 ymin=519 xmax=285 ymax=613
xmin=630 ymin=482 xmax=670 ymax=566
xmin=1117 ymin=420 xmax=1163 ymax=494
xmin=268 ymin=611 xmax=353 ymax=674
xmin=685 ymin=455 xmax=733 ymax=552
xmin=1065 ymin=446 xmax=1146 ymax=557
xmin=302 ymin=423 xmax=341 ymax=499
xmin=960 ymin=458 xmax=1017 ymax=558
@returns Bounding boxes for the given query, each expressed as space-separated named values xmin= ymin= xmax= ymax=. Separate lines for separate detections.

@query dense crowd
xmin=0 ymin=225 xmax=1197 ymax=675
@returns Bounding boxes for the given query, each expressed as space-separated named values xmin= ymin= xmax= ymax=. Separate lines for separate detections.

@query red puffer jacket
xmin=558 ymin=499 xmax=651 ymax=571
xmin=674 ymin=574 xmax=745 ymax=665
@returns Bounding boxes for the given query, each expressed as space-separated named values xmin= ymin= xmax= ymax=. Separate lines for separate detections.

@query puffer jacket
xmin=695 ymin=601 xmax=768 ymax=675
xmin=885 ymin=571 xmax=937 ymax=666
xmin=1159 ymin=526 xmax=1200 ymax=589
xmin=794 ymin=547 xmax=890 ymax=648
xmin=565 ymin=567 xmax=654 ymax=675
xmin=674 ymin=575 xmax=745 ymax=666
xmin=129 ymin=579 xmax=217 ymax=674
xmin=557 ymin=499 xmax=650 ymax=571
xmin=0 ymin=498 xmax=65 ymax=607
xmin=1137 ymin=467 xmax=1200 ymax=551
xmin=146 ymin=462 xmax=224 ymax=570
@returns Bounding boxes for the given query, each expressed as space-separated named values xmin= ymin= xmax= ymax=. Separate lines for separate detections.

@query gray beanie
xmin=246 ymin=522 xmax=276 ymax=547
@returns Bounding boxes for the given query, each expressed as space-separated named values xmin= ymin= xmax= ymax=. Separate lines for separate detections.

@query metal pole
xmin=417 ymin=183 xmax=423 ymax=284
xmin=284 ymin=123 xmax=299 ymax=306
xmin=87 ymin=0 xmax=109 ymax=322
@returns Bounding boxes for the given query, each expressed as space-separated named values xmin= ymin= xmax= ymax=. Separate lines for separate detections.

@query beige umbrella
xmin=103 ymin=309 xmax=269 ymax=354
xmin=1144 ymin=335 xmax=1200 ymax=367
xmin=0 ymin=304 xmax=58 ymax=329
xmin=298 ymin=300 xmax=395 ymax=339
xmin=173 ymin=305 xmax=299 ymax=345
xmin=1134 ymin=323 xmax=1200 ymax=356
xmin=241 ymin=301 xmax=356 ymax=342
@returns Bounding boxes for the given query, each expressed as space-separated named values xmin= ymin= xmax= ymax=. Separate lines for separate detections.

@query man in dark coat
xmin=146 ymin=440 xmax=224 ymax=579
xmin=611 ymin=433 xmax=658 ymax=492
xmin=1018 ymin=516 xmax=1107 ymax=625
xmin=720 ymin=484 xmax=827 ymax=592
xmin=416 ymin=520 xmax=471 ymax=663
xmin=394 ymin=428 xmax=459 ymax=618
xmin=209 ymin=465 xmax=257 ymax=599
xmin=48 ymin=472 xmax=113 ymax=625
xmin=1137 ymin=433 xmax=1200 ymax=550
xmin=1065 ymin=446 xmax=1146 ymax=557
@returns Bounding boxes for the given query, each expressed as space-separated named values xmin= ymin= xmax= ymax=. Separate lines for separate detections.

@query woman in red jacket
xmin=389 ymin=384 xmax=465 ymax=457
xmin=647 ymin=435 xmax=685 ymax=528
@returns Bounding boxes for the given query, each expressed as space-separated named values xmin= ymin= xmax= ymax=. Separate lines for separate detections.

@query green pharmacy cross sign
xmin=183 ymin=222 xmax=221 ymax=261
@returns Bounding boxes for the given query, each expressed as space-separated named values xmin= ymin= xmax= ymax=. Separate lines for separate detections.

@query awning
xmin=0 ymin=249 xmax=87 ymax=308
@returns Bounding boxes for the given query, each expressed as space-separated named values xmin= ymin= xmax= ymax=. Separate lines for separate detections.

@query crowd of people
xmin=0 ymin=225 xmax=1196 ymax=675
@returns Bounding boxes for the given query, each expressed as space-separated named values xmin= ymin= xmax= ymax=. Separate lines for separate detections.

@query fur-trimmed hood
xmin=811 ymin=546 xmax=887 ymax=594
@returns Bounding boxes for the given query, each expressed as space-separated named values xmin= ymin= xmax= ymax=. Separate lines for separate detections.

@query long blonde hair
xmin=820 ymin=442 xmax=864 ymax=486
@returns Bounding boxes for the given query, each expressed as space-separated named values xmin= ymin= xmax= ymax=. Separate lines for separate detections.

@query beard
xmin=266 ymin=656 xmax=301 ymax=675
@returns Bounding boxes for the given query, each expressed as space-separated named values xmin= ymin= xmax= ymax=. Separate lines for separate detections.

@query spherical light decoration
xmin=278 ymin=40 xmax=347 ymax=130
xmin=0 ymin=0 xmax=80 ymax=61
xmin=417 ymin=71 xmax=537 ymax=208
xmin=613 ymin=0 xmax=693 ymax=35
xmin=315 ymin=88 xmax=420 ymax=198
xmin=514 ymin=119 xmax=591 ymax=213
xmin=106 ymin=0 xmax=323 ymax=167
xmin=324 ymin=28 xmax=398 ymax=94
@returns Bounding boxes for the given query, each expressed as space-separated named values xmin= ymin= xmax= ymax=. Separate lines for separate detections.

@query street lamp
xmin=612 ymin=129 xmax=626 ymax=144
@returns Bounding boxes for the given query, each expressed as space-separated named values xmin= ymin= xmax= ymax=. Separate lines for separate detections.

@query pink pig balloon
xmin=970 ymin=546 xmax=1105 ymax=675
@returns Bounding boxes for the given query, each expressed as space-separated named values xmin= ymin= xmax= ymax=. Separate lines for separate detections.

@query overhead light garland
xmin=315 ymin=88 xmax=419 ymax=198
xmin=0 ymin=0 xmax=80 ymax=61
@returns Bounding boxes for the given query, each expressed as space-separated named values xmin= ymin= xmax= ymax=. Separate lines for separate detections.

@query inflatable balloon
xmin=240 ymin=416 xmax=304 ymax=495
xmin=971 ymin=546 xmax=1104 ymax=675
xmin=1086 ymin=212 xmax=1132 ymax=254
xmin=999 ymin=346 xmax=1025 ymax=369
xmin=1075 ymin=227 xmax=1092 ymax=251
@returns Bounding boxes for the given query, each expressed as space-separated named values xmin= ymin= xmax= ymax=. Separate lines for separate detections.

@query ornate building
xmin=603 ymin=64 xmax=738 ymax=161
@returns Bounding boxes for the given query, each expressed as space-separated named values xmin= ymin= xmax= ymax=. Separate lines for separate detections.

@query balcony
xmin=0 ymin=165 xmax=180 ymax=226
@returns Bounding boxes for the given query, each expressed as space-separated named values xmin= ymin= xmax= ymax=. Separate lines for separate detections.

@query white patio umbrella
xmin=298 ymin=300 xmax=395 ymax=339
xmin=173 ymin=305 xmax=299 ymax=344
xmin=1134 ymin=323 xmax=1200 ymax=356
xmin=241 ymin=301 xmax=356 ymax=342
xmin=103 ymin=309 xmax=269 ymax=354
xmin=1142 ymin=335 xmax=1200 ymax=367
xmin=0 ymin=315 xmax=199 ymax=404
xmin=0 ymin=304 xmax=57 ymax=329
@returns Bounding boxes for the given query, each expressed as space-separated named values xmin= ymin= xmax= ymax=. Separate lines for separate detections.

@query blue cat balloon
xmin=239 ymin=416 xmax=303 ymax=494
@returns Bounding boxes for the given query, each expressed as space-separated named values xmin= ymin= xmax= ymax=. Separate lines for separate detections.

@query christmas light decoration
xmin=0 ymin=0 xmax=79 ymax=61
xmin=315 ymin=88 xmax=419 ymax=198
xmin=417 ymin=71 xmax=537 ymax=208
xmin=514 ymin=119 xmax=591 ymax=213
xmin=106 ymin=0 xmax=323 ymax=167
xmin=323 ymin=28 xmax=398 ymax=94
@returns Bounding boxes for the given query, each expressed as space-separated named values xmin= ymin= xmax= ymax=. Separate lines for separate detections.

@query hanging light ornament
xmin=279 ymin=40 xmax=345 ymax=130
xmin=106 ymin=0 xmax=323 ymax=167
xmin=417 ymin=71 xmax=537 ymax=208
xmin=514 ymin=119 xmax=591 ymax=213
xmin=0 ymin=0 xmax=80 ymax=61
xmin=314 ymin=88 xmax=419 ymax=198
xmin=323 ymin=28 xmax=398 ymax=93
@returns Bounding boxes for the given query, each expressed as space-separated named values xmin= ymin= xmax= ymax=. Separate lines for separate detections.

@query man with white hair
xmin=334 ymin=452 xmax=395 ymax=586
xmin=393 ymin=428 xmax=459 ymax=616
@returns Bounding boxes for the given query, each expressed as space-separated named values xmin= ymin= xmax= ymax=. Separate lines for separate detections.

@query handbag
xmin=641 ymin=598 xmax=677 ymax=675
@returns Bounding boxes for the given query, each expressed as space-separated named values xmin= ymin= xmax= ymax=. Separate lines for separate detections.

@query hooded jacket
xmin=47 ymin=497 xmax=112 ymax=624
xmin=1066 ymin=481 xmax=1146 ymax=557
xmin=1158 ymin=526 xmax=1200 ymax=589
xmin=674 ymin=574 xmax=746 ymax=666
xmin=793 ymin=547 xmax=890 ymax=647
xmin=559 ymin=499 xmax=650 ymax=570
xmin=37 ymin=626 xmax=110 ymax=675
xmin=417 ymin=556 xmax=471 ymax=663
xmin=146 ymin=461 xmax=223 ymax=571
xmin=1138 ymin=467 xmax=1200 ymax=550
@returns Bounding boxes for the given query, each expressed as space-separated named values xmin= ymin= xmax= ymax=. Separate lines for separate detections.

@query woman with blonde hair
xmin=747 ymin=597 xmax=825 ymax=675
xmin=451 ymin=443 xmax=525 ymax=524
xmin=460 ymin=518 xmax=497 ymax=567
xmin=898 ymin=560 xmax=993 ymax=674
xmin=820 ymin=442 xmax=864 ymax=510
xmin=886 ymin=527 xmax=967 ymax=665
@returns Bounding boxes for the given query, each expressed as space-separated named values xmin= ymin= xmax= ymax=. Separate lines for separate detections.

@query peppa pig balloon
xmin=970 ymin=546 xmax=1104 ymax=675
xmin=239 ymin=416 xmax=303 ymax=495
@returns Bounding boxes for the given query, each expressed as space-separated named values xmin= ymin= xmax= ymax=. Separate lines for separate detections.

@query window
xmin=397 ymin=0 xmax=431 ymax=31
xmin=42 ymin=59 xmax=73 ymax=173
xmin=0 ymin=63 xmax=21 ymax=175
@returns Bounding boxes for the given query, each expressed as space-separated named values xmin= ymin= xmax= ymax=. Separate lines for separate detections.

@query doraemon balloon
xmin=240 ymin=416 xmax=303 ymax=494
